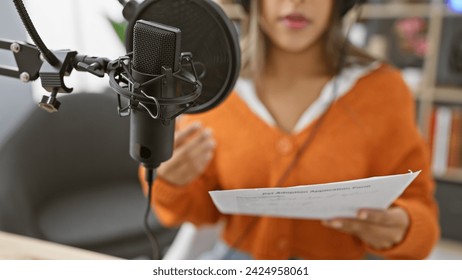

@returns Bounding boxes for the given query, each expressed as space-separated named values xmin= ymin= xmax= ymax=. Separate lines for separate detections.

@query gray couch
xmin=0 ymin=91 xmax=177 ymax=259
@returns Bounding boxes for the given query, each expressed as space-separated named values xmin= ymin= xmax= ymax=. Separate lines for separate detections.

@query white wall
xmin=22 ymin=0 xmax=127 ymax=97
xmin=0 ymin=1 xmax=35 ymax=148
xmin=0 ymin=0 xmax=129 ymax=146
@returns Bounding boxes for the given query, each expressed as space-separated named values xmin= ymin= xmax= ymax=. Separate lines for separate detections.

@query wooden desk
xmin=0 ymin=231 xmax=120 ymax=260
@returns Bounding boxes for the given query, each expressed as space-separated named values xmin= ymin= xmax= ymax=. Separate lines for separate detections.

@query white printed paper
xmin=209 ymin=171 xmax=420 ymax=220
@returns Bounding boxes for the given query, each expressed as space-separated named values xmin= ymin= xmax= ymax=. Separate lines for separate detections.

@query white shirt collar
xmin=235 ymin=62 xmax=380 ymax=133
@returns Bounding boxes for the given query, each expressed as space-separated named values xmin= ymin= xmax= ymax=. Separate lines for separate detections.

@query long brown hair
xmin=239 ymin=0 xmax=376 ymax=79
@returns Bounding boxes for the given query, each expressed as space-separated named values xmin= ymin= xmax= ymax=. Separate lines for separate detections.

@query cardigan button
xmin=278 ymin=239 xmax=289 ymax=251
xmin=277 ymin=138 xmax=293 ymax=155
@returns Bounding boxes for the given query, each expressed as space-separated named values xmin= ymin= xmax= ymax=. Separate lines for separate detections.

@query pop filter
xmin=124 ymin=0 xmax=240 ymax=114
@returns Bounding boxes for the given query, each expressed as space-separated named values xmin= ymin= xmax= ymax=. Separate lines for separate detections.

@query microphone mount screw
xmin=10 ymin=42 xmax=21 ymax=53
xmin=19 ymin=72 xmax=30 ymax=83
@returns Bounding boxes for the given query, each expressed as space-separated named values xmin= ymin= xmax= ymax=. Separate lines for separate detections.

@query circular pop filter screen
xmin=125 ymin=0 xmax=240 ymax=113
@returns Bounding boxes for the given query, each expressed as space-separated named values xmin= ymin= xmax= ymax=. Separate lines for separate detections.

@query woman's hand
xmin=157 ymin=122 xmax=216 ymax=186
xmin=322 ymin=207 xmax=410 ymax=250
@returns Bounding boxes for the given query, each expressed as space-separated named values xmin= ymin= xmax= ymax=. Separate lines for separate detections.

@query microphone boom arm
xmin=0 ymin=38 xmax=116 ymax=112
xmin=0 ymin=36 xmax=201 ymax=118
xmin=0 ymin=39 xmax=42 ymax=81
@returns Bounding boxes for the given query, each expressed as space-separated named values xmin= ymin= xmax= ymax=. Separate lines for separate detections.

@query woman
xmin=140 ymin=0 xmax=439 ymax=259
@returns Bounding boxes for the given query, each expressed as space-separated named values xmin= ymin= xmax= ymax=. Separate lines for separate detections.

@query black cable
xmin=144 ymin=168 xmax=161 ymax=260
xmin=12 ymin=0 xmax=60 ymax=66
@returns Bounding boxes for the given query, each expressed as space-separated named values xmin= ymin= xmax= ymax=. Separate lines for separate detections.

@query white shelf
xmin=360 ymin=3 xmax=461 ymax=19
xmin=361 ymin=3 xmax=433 ymax=19
xmin=435 ymin=168 xmax=462 ymax=183
xmin=428 ymin=238 xmax=462 ymax=260
xmin=433 ymin=87 xmax=462 ymax=104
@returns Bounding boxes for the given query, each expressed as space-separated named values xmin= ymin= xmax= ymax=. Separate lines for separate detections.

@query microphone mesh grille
xmin=126 ymin=0 xmax=240 ymax=113
xmin=133 ymin=21 xmax=178 ymax=75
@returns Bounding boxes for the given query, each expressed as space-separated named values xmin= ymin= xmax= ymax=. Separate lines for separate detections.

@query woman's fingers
xmin=357 ymin=208 xmax=409 ymax=227
xmin=322 ymin=207 xmax=410 ymax=250
xmin=157 ymin=122 xmax=216 ymax=186
xmin=174 ymin=122 xmax=202 ymax=148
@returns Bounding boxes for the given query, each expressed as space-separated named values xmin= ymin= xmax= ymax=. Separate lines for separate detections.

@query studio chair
xmin=0 ymin=91 xmax=177 ymax=259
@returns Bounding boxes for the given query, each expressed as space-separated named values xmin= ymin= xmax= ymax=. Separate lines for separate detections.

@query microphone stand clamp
xmin=38 ymin=50 xmax=77 ymax=113
xmin=0 ymin=39 xmax=78 ymax=113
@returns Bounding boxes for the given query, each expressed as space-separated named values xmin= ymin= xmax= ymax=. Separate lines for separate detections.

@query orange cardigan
xmin=140 ymin=65 xmax=439 ymax=259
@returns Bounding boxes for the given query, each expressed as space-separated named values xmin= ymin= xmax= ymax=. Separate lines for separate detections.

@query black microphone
xmin=120 ymin=0 xmax=241 ymax=172
xmin=130 ymin=20 xmax=181 ymax=169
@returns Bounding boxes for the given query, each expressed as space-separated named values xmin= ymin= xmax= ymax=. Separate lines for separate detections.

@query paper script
xmin=209 ymin=171 xmax=420 ymax=220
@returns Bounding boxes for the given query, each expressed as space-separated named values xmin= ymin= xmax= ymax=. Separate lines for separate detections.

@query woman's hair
xmin=239 ymin=0 xmax=376 ymax=79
